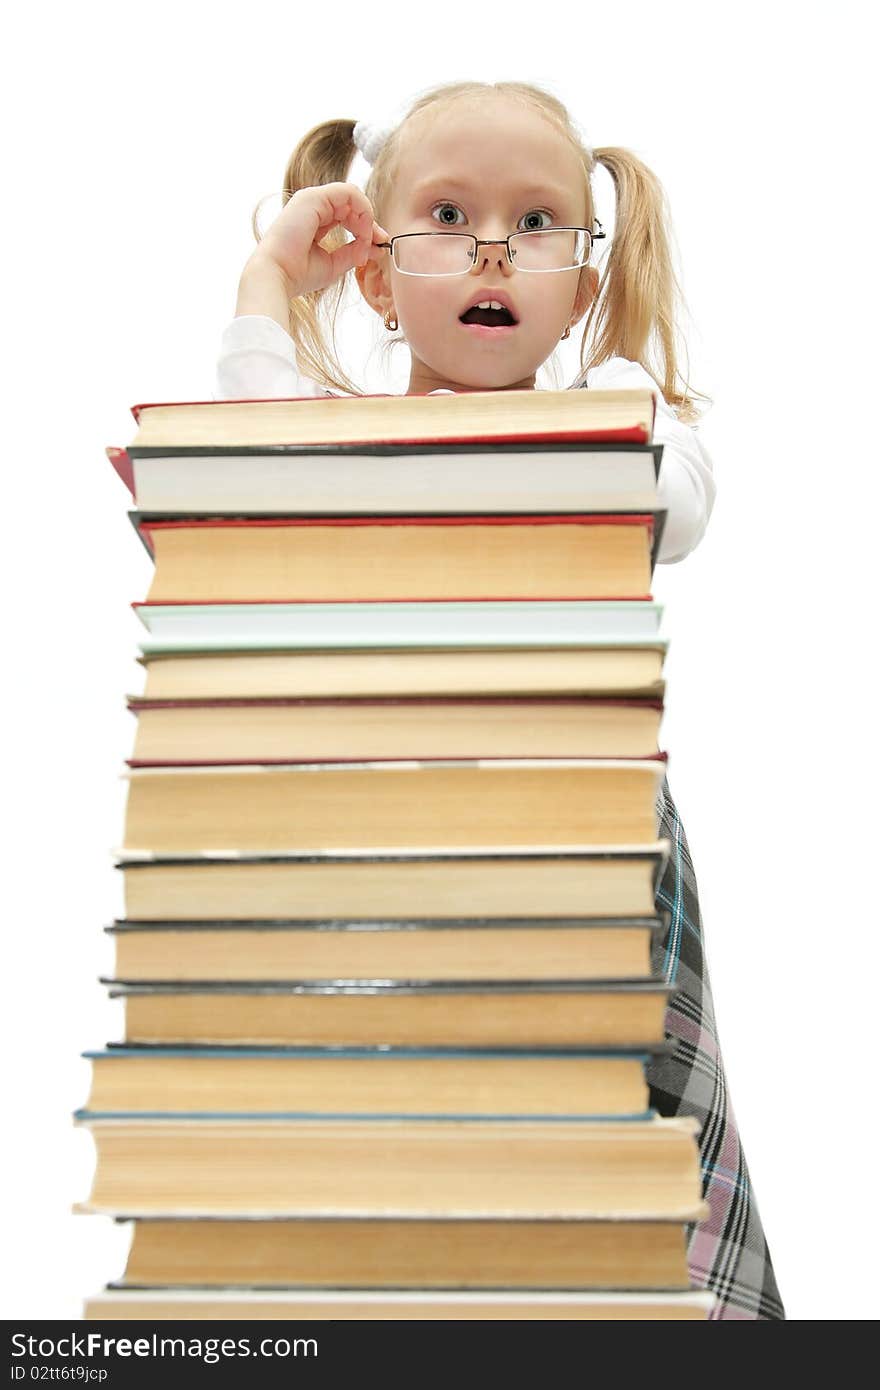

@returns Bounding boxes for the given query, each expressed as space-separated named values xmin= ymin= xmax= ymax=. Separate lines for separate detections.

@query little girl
xmin=215 ymin=79 xmax=784 ymax=1321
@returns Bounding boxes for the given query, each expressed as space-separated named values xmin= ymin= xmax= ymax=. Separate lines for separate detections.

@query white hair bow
xmin=353 ymin=120 xmax=394 ymax=166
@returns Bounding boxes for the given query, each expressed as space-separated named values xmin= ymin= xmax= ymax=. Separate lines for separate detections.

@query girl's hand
xmin=248 ymin=182 xmax=390 ymax=298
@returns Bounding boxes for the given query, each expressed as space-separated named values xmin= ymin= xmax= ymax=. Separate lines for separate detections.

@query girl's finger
xmin=333 ymin=207 xmax=372 ymax=245
xmin=327 ymin=237 xmax=367 ymax=276
xmin=329 ymin=186 xmax=374 ymax=224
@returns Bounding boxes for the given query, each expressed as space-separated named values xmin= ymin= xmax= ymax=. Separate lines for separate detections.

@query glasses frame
xmin=375 ymin=221 xmax=606 ymax=277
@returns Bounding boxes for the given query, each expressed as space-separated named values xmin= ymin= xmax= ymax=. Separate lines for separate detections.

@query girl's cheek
xmin=401 ymin=287 xmax=455 ymax=325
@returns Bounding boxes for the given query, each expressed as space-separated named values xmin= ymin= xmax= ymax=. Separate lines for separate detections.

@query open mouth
xmin=458 ymin=304 xmax=518 ymax=329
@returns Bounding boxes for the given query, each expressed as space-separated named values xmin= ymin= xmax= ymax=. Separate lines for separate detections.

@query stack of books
xmin=76 ymin=387 xmax=714 ymax=1321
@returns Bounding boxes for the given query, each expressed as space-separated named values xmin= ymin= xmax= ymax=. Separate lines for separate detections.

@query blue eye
xmin=518 ymin=209 xmax=554 ymax=231
xmin=431 ymin=202 xmax=466 ymax=226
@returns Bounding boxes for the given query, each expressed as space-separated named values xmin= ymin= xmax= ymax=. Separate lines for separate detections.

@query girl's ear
xmin=571 ymin=266 xmax=600 ymax=327
xmin=355 ymin=256 xmax=395 ymax=323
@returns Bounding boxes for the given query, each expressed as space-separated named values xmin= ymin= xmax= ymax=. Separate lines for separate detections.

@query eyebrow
xmin=409 ymin=175 xmax=574 ymax=205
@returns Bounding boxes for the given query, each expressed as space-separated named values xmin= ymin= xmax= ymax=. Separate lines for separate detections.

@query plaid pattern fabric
xmin=646 ymin=777 xmax=785 ymax=1320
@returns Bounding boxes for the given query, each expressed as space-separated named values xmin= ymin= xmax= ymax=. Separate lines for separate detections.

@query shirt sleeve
xmin=214 ymin=314 xmax=330 ymax=401
xmin=578 ymin=357 xmax=716 ymax=564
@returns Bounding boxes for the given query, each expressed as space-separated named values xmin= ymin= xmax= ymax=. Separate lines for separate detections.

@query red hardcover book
xmin=131 ymin=512 xmax=662 ymax=604
xmin=125 ymin=387 xmax=656 ymax=450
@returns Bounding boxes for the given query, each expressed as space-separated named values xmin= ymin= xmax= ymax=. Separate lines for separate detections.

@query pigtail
xmin=581 ymin=147 xmax=710 ymax=423
xmin=252 ymin=118 xmax=365 ymax=396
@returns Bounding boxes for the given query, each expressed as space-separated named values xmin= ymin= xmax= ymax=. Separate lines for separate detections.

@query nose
xmin=470 ymin=235 xmax=516 ymax=276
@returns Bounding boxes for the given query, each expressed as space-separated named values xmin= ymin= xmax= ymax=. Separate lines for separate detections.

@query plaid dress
xmin=648 ymin=777 xmax=785 ymax=1320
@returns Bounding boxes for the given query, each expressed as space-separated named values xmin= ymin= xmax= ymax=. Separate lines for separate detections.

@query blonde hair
xmin=256 ymin=80 xmax=709 ymax=421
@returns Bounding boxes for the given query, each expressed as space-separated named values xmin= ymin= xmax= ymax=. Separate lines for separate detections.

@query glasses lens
xmin=511 ymin=228 xmax=591 ymax=271
xmin=394 ymin=233 xmax=475 ymax=276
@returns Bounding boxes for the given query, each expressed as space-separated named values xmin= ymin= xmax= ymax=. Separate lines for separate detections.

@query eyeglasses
xmin=376 ymin=223 xmax=606 ymax=277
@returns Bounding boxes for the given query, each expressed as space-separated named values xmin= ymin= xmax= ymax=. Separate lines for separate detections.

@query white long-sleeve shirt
xmin=215 ymin=314 xmax=716 ymax=564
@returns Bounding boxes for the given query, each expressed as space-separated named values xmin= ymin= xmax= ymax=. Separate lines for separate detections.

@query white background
xmin=4 ymin=0 xmax=877 ymax=1321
